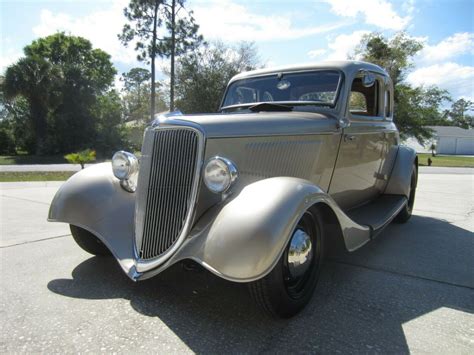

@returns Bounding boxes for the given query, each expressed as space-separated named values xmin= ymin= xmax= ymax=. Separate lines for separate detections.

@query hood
xmin=154 ymin=111 xmax=340 ymax=138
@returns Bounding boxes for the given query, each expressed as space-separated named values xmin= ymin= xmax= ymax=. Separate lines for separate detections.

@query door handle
xmin=344 ymin=134 xmax=356 ymax=142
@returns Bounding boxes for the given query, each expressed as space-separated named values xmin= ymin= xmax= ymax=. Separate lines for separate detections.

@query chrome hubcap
xmin=287 ymin=229 xmax=313 ymax=279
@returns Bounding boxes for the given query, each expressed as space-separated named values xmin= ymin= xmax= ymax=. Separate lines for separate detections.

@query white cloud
xmin=192 ymin=0 xmax=348 ymax=42
xmin=0 ymin=50 xmax=22 ymax=73
xmin=419 ymin=32 xmax=474 ymax=63
xmin=0 ymin=37 xmax=23 ymax=72
xmin=407 ymin=62 xmax=474 ymax=101
xmin=322 ymin=30 xmax=370 ymax=60
xmin=32 ymin=0 xmax=137 ymax=65
xmin=307 ymin=49 xmax=327 ymax=58
xmin=322 ymin=0 xmax=411 ymax=30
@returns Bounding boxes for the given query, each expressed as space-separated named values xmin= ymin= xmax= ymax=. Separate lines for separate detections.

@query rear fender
xmin=385 ymin=146 xmax=417 ymax=197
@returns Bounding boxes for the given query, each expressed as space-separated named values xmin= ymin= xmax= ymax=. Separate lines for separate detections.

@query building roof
xmin=229 ymin=60 xmax=388 ymax=83
xmin=428 ymin=126 xmax=474 ymax=138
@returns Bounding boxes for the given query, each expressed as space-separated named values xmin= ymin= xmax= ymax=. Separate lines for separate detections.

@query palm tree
xmin=3 ymin=56 xmax=61 ymax=154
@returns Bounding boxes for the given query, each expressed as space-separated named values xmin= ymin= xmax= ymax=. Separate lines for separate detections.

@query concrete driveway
xmin=1 ymin=169 xmax=473 ymax=353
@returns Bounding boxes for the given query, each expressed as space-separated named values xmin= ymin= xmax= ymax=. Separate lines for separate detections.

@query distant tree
xmin=121 ymin=67 xmax=167 ymax=123
xmin=119 ymin=0 xmax=203 ymax=116
xmin=355 ymin=32 xmax=423 ymax=87
xmin=92 ymin=90 xmax=126 ymax=155
xmin=0 ymin=89 xmax=34 ymax=153
xmin=3 ymin=33 xmax=117 ymax=155
xmin=174 ymin=42 xmax=260 ymax=113
xmin=395 ymin=85 xmax=450 ymax=142
xmin=446 ymin=99 xmax=473 ymax=129
xmin=122 ymin=67 xmax=151 ymax=92
xmin=429 ymin=143 xmax=436 ymax=157
xmin=354 ymin=32 xmax=451 ymax=143
xmin=3 ymin=56 xmax=61 ymax=154
xmin=121 ymin=67 xmax=151 ymax=123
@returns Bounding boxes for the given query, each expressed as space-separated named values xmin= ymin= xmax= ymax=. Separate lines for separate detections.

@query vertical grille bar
xmin=136 ymin=128 xmax=200 ymax=260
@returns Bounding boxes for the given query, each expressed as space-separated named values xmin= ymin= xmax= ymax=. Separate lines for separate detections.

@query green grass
xmin=0 ymin=154 xmax=110 ymax=165
xmin=0 ymin=171 xmax=75 ymax=182
xmin=0 ymin=154 xmax=68 ymax=165
xmin=418 ymin=153 xmax=474 ymax=168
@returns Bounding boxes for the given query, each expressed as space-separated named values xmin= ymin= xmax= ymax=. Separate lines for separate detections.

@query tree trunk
xmin=170 ymin=0 xmax=176 ymax=112
xmin=150 ymin=0 xmax=159 ymax=121
xmin=30 ymin=98 xmax=48 ymax=155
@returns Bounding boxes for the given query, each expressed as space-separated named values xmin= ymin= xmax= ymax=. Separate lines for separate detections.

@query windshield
xmin=221 ymin=70 xmax=342 ymax=109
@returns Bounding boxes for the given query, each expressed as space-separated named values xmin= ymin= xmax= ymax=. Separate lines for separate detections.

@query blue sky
xmin=1 ymin=0 xmax=473 ymax=101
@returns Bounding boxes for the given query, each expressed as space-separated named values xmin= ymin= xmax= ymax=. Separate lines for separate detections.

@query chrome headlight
xmin=112 ymin=151 xmax=139 ymax=192
xmin=203 ymin=156 xmax=238 ymax=193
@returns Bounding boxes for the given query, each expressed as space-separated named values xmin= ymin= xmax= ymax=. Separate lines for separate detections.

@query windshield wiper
xmin=248 ymin=103 xmax=293 ymax=112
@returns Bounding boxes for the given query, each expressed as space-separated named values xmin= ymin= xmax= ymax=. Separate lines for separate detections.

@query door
xmin=456 ymin=138 xmax=474 ymax=155
xmin=329 ymin=73 xmax=390 ymax=211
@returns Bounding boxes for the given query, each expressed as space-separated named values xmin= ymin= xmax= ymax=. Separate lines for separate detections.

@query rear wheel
xmin=248 ymin=207 xmax=325 ymax=318
xmin=70 ymin=225 xmax=111 ymax=256
xmin=394 ymin=164 xmax=417 ymax=223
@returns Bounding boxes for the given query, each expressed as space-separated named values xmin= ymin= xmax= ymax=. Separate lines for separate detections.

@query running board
xmin=346 ymin=195 xmax=407 ymax=238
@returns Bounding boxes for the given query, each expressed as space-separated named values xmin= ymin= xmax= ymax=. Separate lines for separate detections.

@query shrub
xmin=0 ymin=126 xmax=16 ymax=155
xmin=64 ymin=149 xmax=96 ymax=169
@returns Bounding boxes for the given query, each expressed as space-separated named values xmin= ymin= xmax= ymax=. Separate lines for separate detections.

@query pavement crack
xmin=1 ymin=194 xmax=51 ymax=206
xmin=328 ymin=259 xmax=474 ymax=291
xmin=1 ymin=234 xmax=70 ymax=248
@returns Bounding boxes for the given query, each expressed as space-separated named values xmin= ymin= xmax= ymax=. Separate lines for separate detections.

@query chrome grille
xmin=136 ymin=128 xmax=200 ymax=260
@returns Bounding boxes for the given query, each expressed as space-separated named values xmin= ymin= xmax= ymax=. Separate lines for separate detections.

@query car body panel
xmin=158 ymin=110 xmax=340 ymax=138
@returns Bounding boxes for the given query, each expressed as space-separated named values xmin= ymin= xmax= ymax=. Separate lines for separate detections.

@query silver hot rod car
xmin=49 ymin=61 xmax=417 ymax=318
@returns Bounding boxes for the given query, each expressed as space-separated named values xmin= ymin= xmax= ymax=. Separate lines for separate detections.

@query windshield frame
xmin=220 ymin=69 xmax=344 ymax=112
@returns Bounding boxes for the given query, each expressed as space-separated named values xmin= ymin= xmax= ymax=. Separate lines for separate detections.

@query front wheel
xmin=70 ymin=225 xmax=111 ymax=256
xmin=248 ymin=206 xmax=325 ymax=318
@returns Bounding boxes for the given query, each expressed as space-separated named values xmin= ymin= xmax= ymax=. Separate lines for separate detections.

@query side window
xmin=349 ymin=77 xmax=379 ymax=117
xmin=349 ymin=92 xmax=367 ymax=113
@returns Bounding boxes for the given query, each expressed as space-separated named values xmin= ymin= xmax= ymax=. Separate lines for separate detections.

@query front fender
xmin=160 ymin=177 xmax=370 ymax=283
xmin=48 ymin=163 xmax=138 ymax=277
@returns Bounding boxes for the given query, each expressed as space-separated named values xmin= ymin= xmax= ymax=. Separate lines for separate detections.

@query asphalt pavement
xmin=0 ymin=169 xmax=473 ymax=353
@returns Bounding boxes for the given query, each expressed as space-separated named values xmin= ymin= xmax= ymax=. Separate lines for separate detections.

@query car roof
xmin=229 ymin=60 xmax=389 ymax=84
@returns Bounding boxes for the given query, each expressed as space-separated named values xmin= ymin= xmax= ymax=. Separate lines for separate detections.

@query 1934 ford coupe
xmin=48 ymin=61 xmax=418 ymax=318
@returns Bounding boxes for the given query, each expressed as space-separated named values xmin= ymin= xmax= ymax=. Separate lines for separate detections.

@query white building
xmin=428 ymin=126 xmax=474 ymax=155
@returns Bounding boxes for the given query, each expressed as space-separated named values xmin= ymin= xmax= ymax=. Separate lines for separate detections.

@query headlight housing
xmin=203 ymin=156 xmax=238 ymax=193
xmin=112 ymin=151 xmax=139 ymax=192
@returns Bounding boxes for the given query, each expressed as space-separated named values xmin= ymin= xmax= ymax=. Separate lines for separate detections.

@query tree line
xmin=0 ymin=0 xmax=472 ymax=156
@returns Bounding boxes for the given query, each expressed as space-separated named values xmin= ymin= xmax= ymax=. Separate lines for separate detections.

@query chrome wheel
xmin=287 ymin=229 xmax=313 ymax=279
xmin=283 ymin=212 xmax=321 ymax=300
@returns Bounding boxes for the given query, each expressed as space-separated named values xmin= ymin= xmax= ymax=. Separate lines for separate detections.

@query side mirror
xmin=361 ymin=71 xmax=376 ymax=87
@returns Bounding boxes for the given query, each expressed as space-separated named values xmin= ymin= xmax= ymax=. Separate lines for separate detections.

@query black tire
xmin=70 ymin=225 xmax=111 ymax=256
xmin=394 ymin=164 xmax=417 ymax=223
xmin=248 ymin=207 xmax=325 ymax=318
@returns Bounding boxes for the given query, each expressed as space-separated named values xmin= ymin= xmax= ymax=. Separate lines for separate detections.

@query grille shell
xmin=135 ymin=127 xmax=202 ymax=261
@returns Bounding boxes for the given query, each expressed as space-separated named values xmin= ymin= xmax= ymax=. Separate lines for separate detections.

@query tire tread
xmin=70 ymin=225 xmax=111 ymax=256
